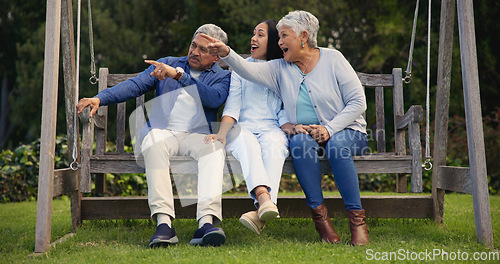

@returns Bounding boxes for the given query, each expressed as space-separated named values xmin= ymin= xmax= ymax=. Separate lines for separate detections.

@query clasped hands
xmin=204 ymin=124 xmax=330 ymax=146
xmin=283 ymin=123 xmax=330 ymax=144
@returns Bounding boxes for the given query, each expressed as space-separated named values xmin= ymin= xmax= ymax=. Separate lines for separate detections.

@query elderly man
xmin=76 ymin=24 xmax=231 ymax=247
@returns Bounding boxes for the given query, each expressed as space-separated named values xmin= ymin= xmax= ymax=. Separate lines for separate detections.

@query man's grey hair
xmin=193 ymin=24 xmax=228 ymax=45
xmin=277 ymin=10 xmax=319 ymax=48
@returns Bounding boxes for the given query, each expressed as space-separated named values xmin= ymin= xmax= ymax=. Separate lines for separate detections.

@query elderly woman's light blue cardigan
xmin=222 ymin=47 xmax=367 ymax=136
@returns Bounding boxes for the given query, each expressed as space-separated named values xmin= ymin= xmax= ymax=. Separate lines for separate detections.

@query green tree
xmin=0 ymin=0 xmax=46 ymax=149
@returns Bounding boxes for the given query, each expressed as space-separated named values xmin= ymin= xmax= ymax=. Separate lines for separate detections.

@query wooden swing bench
xmin=76 ymin=64 xmax=432 ymax=223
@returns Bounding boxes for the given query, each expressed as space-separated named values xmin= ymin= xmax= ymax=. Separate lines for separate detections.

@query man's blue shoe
xmin=189 ymin=223 xmax=226 ymax=246
xmin=149 ymin=223 xmax=179 ymax=248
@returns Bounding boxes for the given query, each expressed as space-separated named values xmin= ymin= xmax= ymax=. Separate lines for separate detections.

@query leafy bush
xmin=101 ymin=173 xmax=148 ymax=197
xmin=446 ymin=107 xmax=500 ymax=195
xmin=0 ymin=136 xmax=68 ymax=203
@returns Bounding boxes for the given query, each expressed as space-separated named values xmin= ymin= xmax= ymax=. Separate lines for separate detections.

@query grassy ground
xmin=1 ymin=193 xmax=499 ymax=263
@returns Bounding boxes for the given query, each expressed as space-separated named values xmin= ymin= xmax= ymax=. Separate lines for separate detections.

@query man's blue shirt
xmin=96 ymin=56 xmax=231 ymax=140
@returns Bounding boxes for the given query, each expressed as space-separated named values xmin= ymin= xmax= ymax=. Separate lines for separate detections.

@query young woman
xmin=205 ymin=20 xmax=290 ymax=234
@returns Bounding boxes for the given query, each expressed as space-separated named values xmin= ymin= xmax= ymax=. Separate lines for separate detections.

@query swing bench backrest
xmin=79 ymin=64 xmax=423 ymax=201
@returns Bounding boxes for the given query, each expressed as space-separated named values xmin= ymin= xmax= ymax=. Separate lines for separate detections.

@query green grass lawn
xmin=1 ymin=193 xmax=499 ymax=263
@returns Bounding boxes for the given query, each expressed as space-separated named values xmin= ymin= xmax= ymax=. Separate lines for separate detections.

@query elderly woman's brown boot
xmin=311 ymin=203 xmax=341 ymax=243
xmin=346 ymin=209 xmax=369 ymax=246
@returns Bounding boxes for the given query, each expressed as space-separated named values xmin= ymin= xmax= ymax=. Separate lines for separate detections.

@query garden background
xmin=1 ymin=0 xmax=499 ymax=201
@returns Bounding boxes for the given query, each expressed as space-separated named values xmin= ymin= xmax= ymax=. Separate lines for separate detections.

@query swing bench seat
xmin=77 ymin=65 xmax=430 ymax=223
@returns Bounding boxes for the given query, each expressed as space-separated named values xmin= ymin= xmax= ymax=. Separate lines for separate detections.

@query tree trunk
xmin=0 ymin=74 xmax=12 ymax=150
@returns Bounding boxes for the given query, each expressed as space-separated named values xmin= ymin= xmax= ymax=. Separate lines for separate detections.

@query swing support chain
xmin=88 ymin=0 xmax=98 ymax=85
xmin=423 ymin=0 xmax=433 ymax=171
xmin=423 ymin=158 xmax=433 ymax=171
xmin=69 ymin=0 xmax=84 ymax=171
xmin=71 ymin=0 xmax=97 ymax=170
xmin=404 ymin=0 xmax=420 ymax=84
xmin=403 ymin=73 xmax=412 ymax=84
xmin=406 ymin=0 xmax=433 ymax=171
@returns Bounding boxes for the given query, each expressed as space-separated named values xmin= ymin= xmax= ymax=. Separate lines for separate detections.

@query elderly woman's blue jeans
xmin=289 ymin=129 xmax=368 ymax=210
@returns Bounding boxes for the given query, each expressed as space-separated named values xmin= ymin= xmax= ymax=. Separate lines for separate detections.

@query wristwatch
xmin=174 ymin=67 xmax=184 ymax=81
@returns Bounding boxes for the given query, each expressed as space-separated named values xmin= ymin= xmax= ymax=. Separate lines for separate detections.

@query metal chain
xmin=88 ymin=0 xmax=98 ymax=85
xmin=423 ymin=0 xmax=433 ymax=171
xmin=70 ymin=0 xmax=82 ymax=170
xmin=405 ymin=0 xmax=420 ymax=84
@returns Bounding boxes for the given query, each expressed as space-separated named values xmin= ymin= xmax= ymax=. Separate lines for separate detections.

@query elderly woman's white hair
xmin=277 ymin=10 xmax=319 ymax=48
xmin=194 ymin=24 xmax=228 ymax=45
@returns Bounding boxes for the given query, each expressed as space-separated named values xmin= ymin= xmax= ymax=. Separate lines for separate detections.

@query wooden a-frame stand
xmin=432 ymin=0 xmax=493 ymax=248
xmin=34 ymin=0 xmax=493 ymax=253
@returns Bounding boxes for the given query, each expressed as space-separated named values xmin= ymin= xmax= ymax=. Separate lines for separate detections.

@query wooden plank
xmin=70 ymin=190 xmax=81 ymax=230
xmin=107 ymin=73 xmax=139 ymax=87
xmin=116 ymin=102 xmax=126 ymax=153
xmin=89 ymin=154 xmax=413 ymax=175
xmin=395 ymin=105 xmax=423 ymax=130
xmin=457 ymin=0 xmax=493 ymax=248
xmin=89 ymin=153 xmax=414 ymax=162
xmin=81 ymin=197 xmax=150 ymax=220
xmin=356 ymin=72 xmax=394 ymax=87
xmin=105 ymin=70 xmax=393 ymax=89
xmin=277 ymin=155 xmax=413 ymax=174
xmin=435 ymin=166 xmax=472 ymax=194
xmin=80 ymin=195 xmax=433 ymax=220
xmin=91 ymin=114 xmax=107 ymax=129
xmin=394 ymin=105 xmax=424 ymax=193
xmin=223 ymin=196 xmax=433 ymax=218
xmin=80 ymin=105 xmax=104 ymax=194
xmin=96 ymin=68 xmax=108 ymax=155
xmin=80 ymin=114 xmax=94 ymax=193
xmin=90 ymin=154 xmax=144 ymax=174
xmin=61 ymin=0 xmax=76 ymax=164
xmin=60 ymin=0 xmax=82 ymax=232
xmin=391 ymin=68 xmax=408 ymax=193
xmin=35 ymin=0 xmax=61 ymax=254
xmin=94 ymin=68 xmax=108 ymax=155
xmin=408 ymin=120 xmax=423 ymax=192
xmin=433 ymin=0 xmax=455 ymax=224
xmin=53 ymin=168 xmax=78 ymax=197
xmin=392 ymin=68 xmax=406 ymax=156
xmin=93 ymin=69 xmax=108 ymax=194
xmin=352 ymin=159 xmax=412 ymax=174
xmin=375 ymin=86 xmax=386 ymax=153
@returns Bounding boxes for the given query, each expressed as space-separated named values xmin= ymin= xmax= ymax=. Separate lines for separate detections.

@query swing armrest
xmin=79 ymin=105 xmax=107 ymax=193
xmin=394 ymin=105 xmax=423 ymax=193
xmin=395 ymin=105 xmax=423 ymax=130
xmin=79 ymin=106 xmax=91 ymax=123
xmin=79 ymin=105 xmax=107 ymax=129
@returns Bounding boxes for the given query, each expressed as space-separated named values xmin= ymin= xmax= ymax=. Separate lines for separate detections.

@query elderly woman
xmin=202 ymin=10 xmax=369 ymax=245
